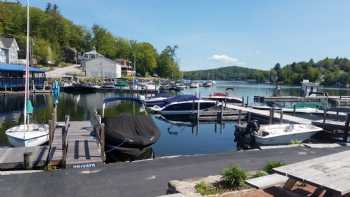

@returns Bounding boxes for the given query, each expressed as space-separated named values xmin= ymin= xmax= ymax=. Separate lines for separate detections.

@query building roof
xmin=0 ymin=63 xmax=45 ymax=73
xmin=0 ymin=37 xmax=17 ymax=49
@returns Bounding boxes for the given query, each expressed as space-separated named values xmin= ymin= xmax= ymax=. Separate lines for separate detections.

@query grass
xmin=263 ymin=161 xmax=285 ymax=174
xmin=290 ymin=139 xmax=303 ymax=145
xmin=251 ymin=170 xmax=268 ymax=178
xmin=195 ymin=181 xmax=220 ymax=196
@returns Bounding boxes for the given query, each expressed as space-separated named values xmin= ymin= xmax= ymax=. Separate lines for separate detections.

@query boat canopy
xmin=103 ymin=96 xmax=143 ymax=104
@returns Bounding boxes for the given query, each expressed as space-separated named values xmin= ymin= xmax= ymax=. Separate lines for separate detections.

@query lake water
xmin=1 ymin=81 xmax=350 ymax=158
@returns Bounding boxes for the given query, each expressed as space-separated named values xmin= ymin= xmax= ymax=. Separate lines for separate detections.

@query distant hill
xmin=183 ymin=66 xmax=270 ymax=82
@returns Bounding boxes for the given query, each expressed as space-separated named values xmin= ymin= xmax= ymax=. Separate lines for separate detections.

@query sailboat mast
xmin=24 ymin=0 xmax=30 ymax=125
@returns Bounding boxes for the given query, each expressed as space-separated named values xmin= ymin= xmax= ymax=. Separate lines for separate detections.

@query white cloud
xmin=209 ymin=54 xmax=244 ymax=66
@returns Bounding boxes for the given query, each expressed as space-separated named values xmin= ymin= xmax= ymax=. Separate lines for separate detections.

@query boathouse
xmin=0 ymin=63 xmax=46 ymax=90
xmin=85 ymin=57 xmax=122 ymax=78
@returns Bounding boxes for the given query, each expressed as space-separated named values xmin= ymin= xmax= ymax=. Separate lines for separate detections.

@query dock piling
xmin=344 ymin=114 xmax=350 ymax=143
xmin=269 ymin=107 xmax=274 ymax=124
xmin=238 ymin=110 xmax=242 ymax=125
xmin=23 ymin=152 xmax=33 ymax=169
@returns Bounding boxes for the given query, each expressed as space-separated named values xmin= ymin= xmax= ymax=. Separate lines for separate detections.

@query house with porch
xmin=0 ymin=37 xmax=19 ymax=64
xmin=115 ymin=58 xmax=135 ymax=77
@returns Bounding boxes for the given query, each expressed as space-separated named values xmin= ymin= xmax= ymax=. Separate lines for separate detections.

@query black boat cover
xmin=104 ymin=113 xmax=160 ymax=148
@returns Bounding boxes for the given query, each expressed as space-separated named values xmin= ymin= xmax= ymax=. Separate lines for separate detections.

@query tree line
xmin=0 ymin=2 xmax=181 ymax=79
xmin=271 ymin=57 xmax=350 ymax=87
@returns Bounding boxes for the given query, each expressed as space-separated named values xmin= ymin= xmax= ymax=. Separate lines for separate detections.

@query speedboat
xmin=203 ymin=92 xmax=242 ymax=104
xmin=150 ymin=99 xmax=217 ymax=115
xmin=203 ymin=81 xmax=213 ymax=87
xmin=6 ymin=124 xmax=49 ymax=147
xmin=254 ymin=124 xmax=322 ymax=145
xmin=190 ymin=82 xmax=199 ymax=88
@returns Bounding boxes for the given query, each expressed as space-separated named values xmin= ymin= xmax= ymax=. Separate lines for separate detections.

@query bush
xmin=221 ymin=165 xmax=247 ymax=189
xmin=251 ymin=170 xmax=268 ymax=178
xmin=195 ymin=181 xmax=217 ymax=196
xmin=263 ymin=161 xmax=285 ymax=174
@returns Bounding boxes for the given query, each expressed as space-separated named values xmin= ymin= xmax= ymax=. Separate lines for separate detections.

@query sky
xmin=30 ymin=0 xmax=350 ymax=71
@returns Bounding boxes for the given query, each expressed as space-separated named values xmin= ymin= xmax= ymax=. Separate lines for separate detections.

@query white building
xmin=85 ymin=57 xmax=121 ymax=78
xmin=0 ymin=37 xmax=19 ymax=64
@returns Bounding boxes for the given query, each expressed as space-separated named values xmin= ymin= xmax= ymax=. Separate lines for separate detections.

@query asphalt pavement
xmin=0 ymin=146 xmax=348 ymax=197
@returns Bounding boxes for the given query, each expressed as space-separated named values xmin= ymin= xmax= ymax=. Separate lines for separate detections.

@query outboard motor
xmin=235 ymin=120 xmax=260 ymax=149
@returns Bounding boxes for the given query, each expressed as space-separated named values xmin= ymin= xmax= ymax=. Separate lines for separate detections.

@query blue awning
xmin=0 ymin=63 xmax=45 ymax=73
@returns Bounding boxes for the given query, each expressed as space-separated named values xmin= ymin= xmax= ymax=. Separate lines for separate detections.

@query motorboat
xmin=146 ymin=94 xmax=197 ymax=108
xmin=203 ymin=80 xmax=214 ymax=87
xmin=100 ymin=97 xmax=161 ymax=151
xmin=6 ymin=124 xmax=49 ymax=147
xmin=190 ymin=82 xmax=199 ymax=88
xmin=203 ymin=92 xmax=243 ymax=104
xmin=254 ymin=124 xmax=322 ymax=145
xmin=150 ymin=99 xmax=217 ymax=115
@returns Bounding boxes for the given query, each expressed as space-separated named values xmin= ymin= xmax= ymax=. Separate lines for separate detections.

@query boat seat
xmin=245 ymin=173 xmax=288 ymax=189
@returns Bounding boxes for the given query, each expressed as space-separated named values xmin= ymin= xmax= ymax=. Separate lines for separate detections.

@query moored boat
xmin=203 ymin=92 xmax=242 ymax=104
xmin=150 ymin=99 xmax=217 ymax=115
xmin=254 ymin=123 xmax=322 ymax=145
xmin=6 ymin=124 xmax=49 ymax=147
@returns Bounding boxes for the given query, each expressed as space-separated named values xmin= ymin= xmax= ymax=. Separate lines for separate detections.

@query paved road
xmin=0 ymin=147 xmax=349 ymax=197
xmin=45 ymin=64 xmax=83 ymax=78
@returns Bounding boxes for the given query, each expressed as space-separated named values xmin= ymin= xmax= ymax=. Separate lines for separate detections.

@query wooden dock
xmin=48 ymin=119 xmax=105 ymax=168
xmin=225 ymin=104 xmax=312 ymax=124
xmin=0 ymin=118 xmax=105 ymax=170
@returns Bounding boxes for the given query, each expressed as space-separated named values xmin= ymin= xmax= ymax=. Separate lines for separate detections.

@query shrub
xmin=195 ymin=181 xmax=217 ymax=196
xmin=263 ymin=161 xmax=285 ymax=174
xmin=221 ymin=165 xmax=247 ymax=189
xmin=290 ymin=139 xmax=302 ymax=145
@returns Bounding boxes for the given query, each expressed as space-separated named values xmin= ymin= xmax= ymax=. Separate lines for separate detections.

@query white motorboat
xmin=6 ymin=124 xmax=49 ymax=147
xmin=5 ymin=3 xmax=49 ymax=147
xmin=254 ymin=124 xmax=322 ymax=145
xmin=151 ymin=99 xmax=217 ymax=115
xmin=202 ymin=92 xmax=242 ymax=104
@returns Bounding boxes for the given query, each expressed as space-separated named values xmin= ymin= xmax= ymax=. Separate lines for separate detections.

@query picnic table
xmin=274 ymin=150 xmax=350 ymax=196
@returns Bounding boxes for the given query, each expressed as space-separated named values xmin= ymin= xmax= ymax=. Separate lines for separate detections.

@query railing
xmin=92 ymin=112 xmax=106 ymax=162
xmin=61 ymin=115 xmax=70 ymax=167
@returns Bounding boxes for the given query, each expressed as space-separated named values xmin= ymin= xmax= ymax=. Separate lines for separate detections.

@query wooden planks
xmin=274 ymin=150 xmax=350 ymax=195
xmin=48 ymin=121 xmax=103 ymax=168
xmin=0 ymin=146 xmax=49 ymax=170
xmin=225 ymin=104 xmax=313 ymax=124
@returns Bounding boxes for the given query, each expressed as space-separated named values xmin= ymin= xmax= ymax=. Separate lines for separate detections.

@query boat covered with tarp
xmin=104 ymin=113 xmax=160 ymax=148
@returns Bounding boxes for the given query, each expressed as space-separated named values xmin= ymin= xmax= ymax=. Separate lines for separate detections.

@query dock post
xmin=23 ymin=152 xmax=33 ymax=169
xmin=280 ymin=109 xmax=283 ymax=123
xmin=101 ymin=123 xmax=106 ymax=162
xmin=238 ymin=110 xmax=242 ymax=125
xmin=293 ymin=105 xmax=296 ymax=115
xmin=248 ymin=112 xmax=251 ymax=121
xmin=269 ymin=107 xmax=274 ymax=124
xmin=242 ymin=97 xmax=245 ymax=107
xmin=246 ymin=96 xmax=249 ymax=107
xmin=323 ymin=108 xmax=327 ymax=128
xmin=344 ymin=114 xmax=350 ymax=143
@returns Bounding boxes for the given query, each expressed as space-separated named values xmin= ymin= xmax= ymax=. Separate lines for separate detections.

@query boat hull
xmin=5 ymin=124 xmax=49 ymax=147
xmin=255 ymin=130 xmax=319 ymax=145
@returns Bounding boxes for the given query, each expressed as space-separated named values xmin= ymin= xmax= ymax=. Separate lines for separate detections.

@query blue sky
xmin=31 ymin=0 xmax=350 ymax=71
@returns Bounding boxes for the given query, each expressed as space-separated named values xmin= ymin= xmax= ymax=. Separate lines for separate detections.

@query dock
xmin=48 ymin=118 xmax=105 ymax=168
xmin=225 ymin=104 xmax=312 ymax=124
xmin=0 ymin=118 xmax=105 ymax=170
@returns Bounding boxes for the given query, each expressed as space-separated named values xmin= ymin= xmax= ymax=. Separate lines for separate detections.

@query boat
xmin=150 ymin=99 xmax=217 ymax=115
xmin=254 ymin=124 xmax=322 ymax=145
xmin=203 ymin=92 xmax=243 ymax=104
xmin=5 ymin=2 xmax=49 ymax=147
xmin=101 ymin=97 xmax=160 ymax=150
xmin=189 ymin=82 xmax=199 ymax=88
xmin=6 ymin=124 xmax=49 ymax=147
xmin=115 ymin=80 xmax=129 ymax=90
xmin=146 ymin=94 xmax=197 ymax=108
xmin=203 ymin=80 xmax=213 ymax=87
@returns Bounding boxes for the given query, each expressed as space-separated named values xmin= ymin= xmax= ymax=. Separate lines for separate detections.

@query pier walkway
xmin=48 ymin=120 xmax=104 ymax=168
xmin=225 ymin=104 xmax=313 ymax=124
